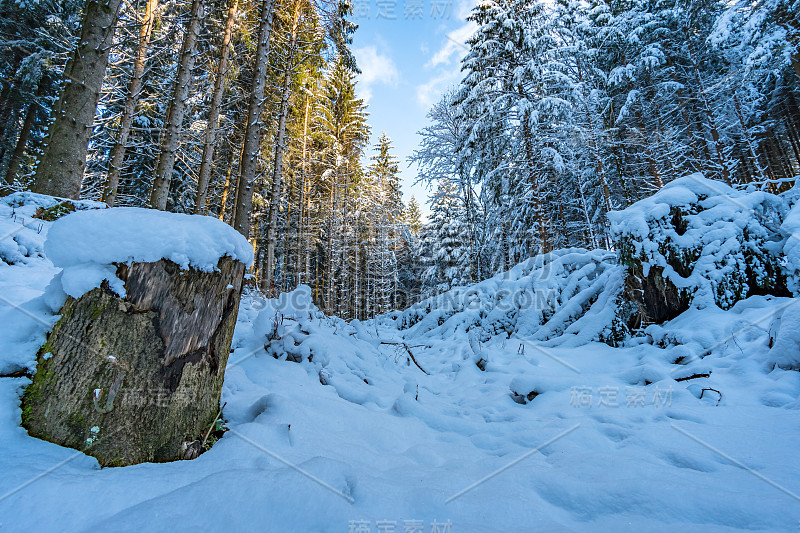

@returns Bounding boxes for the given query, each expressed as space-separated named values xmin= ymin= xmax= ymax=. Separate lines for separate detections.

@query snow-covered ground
xmin=1 ymin=192 xmax=800 ymax=531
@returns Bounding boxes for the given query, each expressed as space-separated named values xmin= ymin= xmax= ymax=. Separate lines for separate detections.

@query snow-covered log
xmin=21 ymin=208 xmax=253 ymax=466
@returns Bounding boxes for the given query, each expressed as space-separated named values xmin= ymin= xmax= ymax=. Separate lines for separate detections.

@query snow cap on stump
xmin=44 ymin=207 xmax=253 ymax=304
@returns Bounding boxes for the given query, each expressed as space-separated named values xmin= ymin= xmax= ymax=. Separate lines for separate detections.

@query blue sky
xmin=350 ymin=0 xmax=477 ymax=217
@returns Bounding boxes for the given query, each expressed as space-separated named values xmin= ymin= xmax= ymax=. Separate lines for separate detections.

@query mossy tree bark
xmin=21 ymin=256 xmax=245 ymax=466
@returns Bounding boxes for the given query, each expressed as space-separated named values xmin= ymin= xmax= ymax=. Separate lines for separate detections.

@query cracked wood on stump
xmin=21 ymin=256 xmax=245 ymax=466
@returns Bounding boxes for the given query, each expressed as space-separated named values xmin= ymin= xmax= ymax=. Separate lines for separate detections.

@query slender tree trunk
xmin=103 ymin=0 xmax=158 ymax=207
xmin=324 ymin=177 xmax=336 ymax=313
xmin=733 ymin=94 xmax=767 ymax=183
xmin=33 ymin=0 xmax=123 ymax=199
xmin=218 ymin=160 xmax=233 ymax=221
xmin=577 ymin=178 xmax=598 ymax=249
xmin=654 ymin=112 xmax=677 ymax=184
xmin=280 ymin=175 xmax=294 ymax=291
xmin=687 ymin=42 xmax=730 ymax=184
xmin=0 ymin=55 xmax=22 ymax=150
xmin=194 ymin=0 xmax=239 ymax=214
xmin=791 ymin=50 xmax=800 ymax=85
xmin=150 ymin=0 xmax=204 ymax=210
xmin=3 ymin=92 xmax=40 ymax=186
xmin=521 ymin=118 xmax=549 ymax=254
xmin=783 ymin=93 xmax=800 ymax=166
xmin=232 ymin=0 xmax=276 ymax=237
xmin=0 ymin=109 xmax=20 ymax=170
xmin=263 ymin=0 xmax=301 ymax=286
xmin=634 ymin=108 xmax=664 ymax=188
xmin=578 ymin=84 xmax=613 ymax=215
xmin=772 ymin=133 xmax=792 ymax=180
xmin=295 ymin=96 xmax=309 ymax=286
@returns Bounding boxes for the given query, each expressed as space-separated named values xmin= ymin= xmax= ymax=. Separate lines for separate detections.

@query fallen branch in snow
xmin=0 ymin=368 xmax=32 ymax=379
xmin=675 ymin=372 xmax=711 ymax=382
xmin=699 ymin=388 xmax=722 ymax=405
xmin=380 ymin=342 xmax=429 ymax=375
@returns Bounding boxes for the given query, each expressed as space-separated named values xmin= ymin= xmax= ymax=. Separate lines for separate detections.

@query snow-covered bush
xmin=609 ymin=174 xmax=790 ymax=326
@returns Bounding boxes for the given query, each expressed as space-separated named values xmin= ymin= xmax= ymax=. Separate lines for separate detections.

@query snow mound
xmin=609 ymin=173 xmax=790 ymax=314
xmin=382 ymin=248 xmax=625 ymax=347
xmin=780 ymin=201 xmax=800 ymax=294
xmin=0 ymin=192 xmax=105 ymax=265
xmin=44 ymin=207 xmax=254 ymax=300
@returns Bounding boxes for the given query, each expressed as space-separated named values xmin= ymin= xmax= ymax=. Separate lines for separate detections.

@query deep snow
xmin=1 ymin=192 xmax=799 ymax=532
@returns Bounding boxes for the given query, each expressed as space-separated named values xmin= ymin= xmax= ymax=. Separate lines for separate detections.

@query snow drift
xmin=1 ymin=183 xmax=800 ymax=531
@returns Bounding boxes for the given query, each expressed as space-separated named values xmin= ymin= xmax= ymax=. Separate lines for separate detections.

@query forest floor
xmin=1 ymin=194 xmax=799 ymax=531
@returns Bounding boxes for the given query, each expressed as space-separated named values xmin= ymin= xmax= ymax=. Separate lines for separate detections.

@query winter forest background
xmin=0 ymin=0 xmax=798 ymax=317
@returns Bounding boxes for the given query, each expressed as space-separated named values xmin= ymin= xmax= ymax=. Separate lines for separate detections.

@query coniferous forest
xmin=2 ymin=0 xmax=800 ymax=528
xmin=0 ymin=0 xmax=798 ymax=315
xmin=1 ymin=0 xmax=420 ymax=319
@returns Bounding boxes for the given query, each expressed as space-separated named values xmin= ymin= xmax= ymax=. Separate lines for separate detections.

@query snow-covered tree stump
xmin=609 ymin=174 xmax=791 ymax=326
xmin=21 ymin=208 xmax=253 ymax=466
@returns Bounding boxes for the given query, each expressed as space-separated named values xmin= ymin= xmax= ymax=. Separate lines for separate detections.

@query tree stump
xmin=21 ymin=256 xmax=245 ymax=466
xmin=610 ymin=175 xmax=791 ymax=328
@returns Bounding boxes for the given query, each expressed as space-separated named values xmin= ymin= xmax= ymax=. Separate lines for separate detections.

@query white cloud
xmin=416 ymin=66 xmax=461 ymax=109
xmin=353 ymin=45 xmax=399 ymax=102
xmin=416 ymin=20 xmax=477 ymax=108
xmin=425 ymin=22 xmax=476 ymax=68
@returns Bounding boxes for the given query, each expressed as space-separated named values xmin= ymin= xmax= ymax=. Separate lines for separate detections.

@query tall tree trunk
xmin=578 ymin=84 xmax=613 ymax=215
xmin=263 ymin=2 xmax=301 ymax=287
xmin=733 ymin=94 xmax=767 ymax=183
xmin=232 ymin=0 xmax=277 ymax=237
xmin=33 ymin=0 xmax=123 ymax=199
xmin=218 ymin=159 xmax=233 ymax=221
xmin=150 ymin=0 xmax=204 ymax=210
xmin=791 ymin=50 xmax=800 ymax=85
xmin=0 ymin=55 xmax=23 ymax=152
xmin=102 ymin=0 xmax=159 ymax=207
xmin=521 ymin=118 xmax=549 ymax=254
xmin=295 ymin=96 xmax=309 ymax=286
xmin=783 ymin=93 xmax=800 ymax=166
xmin=324 ymin=176 xmax=337 ymax=313
xmin=194 ymin=0 xmax=239 ymax=214
xmin=634 ymin=108 xmax=664 ymax=188
xmin=3 ymin=89 xmax=41 ymax=186
xmin=687 ymin=42 xmax=730 ymax=184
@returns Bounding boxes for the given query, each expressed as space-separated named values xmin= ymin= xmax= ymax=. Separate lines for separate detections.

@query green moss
xmin=20 ymin=358 xmax=52 ymax=427
xmin=90 ymin=302 xmax=104 ymax=320
xmin=104 ymin=458 xmax=128 ymax=468
xmin=66 ymin=412 xmax=88 ymax=443
xmin=20 ymin=337 xmax=60 ymax=427
xmin=32 ymin=201 xmax=76 ymax=221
